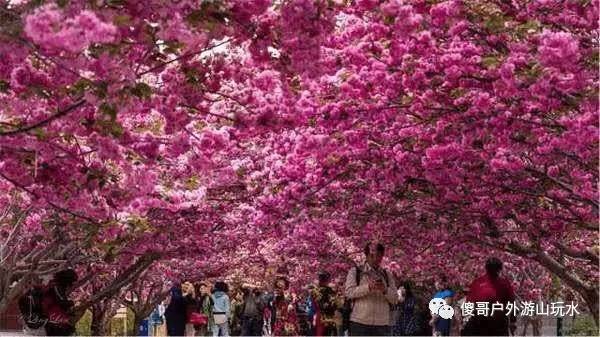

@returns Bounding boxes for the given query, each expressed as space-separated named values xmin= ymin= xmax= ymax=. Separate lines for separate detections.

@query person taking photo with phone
xmin=344 ymin=242 xmax=398 ymax=336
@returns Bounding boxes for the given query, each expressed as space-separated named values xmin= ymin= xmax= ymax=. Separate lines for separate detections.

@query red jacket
xmin=467 ymin=273 xmax=515 ymax=304
xmin=41 ymin=284 xmax=73 ymax=326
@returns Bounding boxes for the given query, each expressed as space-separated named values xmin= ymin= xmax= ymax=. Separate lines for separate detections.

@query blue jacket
xmin=211 ymin=291 xmax=231 ymax=317
xmin=433 ymin=289 xmax=454 ymax=336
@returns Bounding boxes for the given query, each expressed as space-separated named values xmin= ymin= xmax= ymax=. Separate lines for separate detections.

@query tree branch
xmin=0 ymin=99 xmax=86 ymax=137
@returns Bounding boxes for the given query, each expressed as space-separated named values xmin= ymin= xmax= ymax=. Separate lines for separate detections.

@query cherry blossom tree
xmin=0 ymin=0 xmax=597 ymax=326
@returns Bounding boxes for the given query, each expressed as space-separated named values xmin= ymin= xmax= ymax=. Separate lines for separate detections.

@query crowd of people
xmin=153 ymin=242 xmax=517 ymax=337
xmin=17 ymin=241 xmax=516 ymax=336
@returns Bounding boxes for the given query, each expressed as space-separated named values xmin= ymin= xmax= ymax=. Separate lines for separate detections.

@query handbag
xmin=214 ymin=313 xmax=228 ymax=325
xmin=189 ymin=312 xmax=208 ymax=325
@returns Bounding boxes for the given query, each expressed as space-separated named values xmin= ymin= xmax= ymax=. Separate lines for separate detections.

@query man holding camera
xmin=239 ymin=284 xmax=265 ymax=336
xmin=344 ymin=242 xmax=398 ymax=336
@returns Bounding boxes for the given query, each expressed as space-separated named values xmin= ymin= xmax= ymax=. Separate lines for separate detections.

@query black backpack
xmin=18 ymin=287 xmax=48 ymax=329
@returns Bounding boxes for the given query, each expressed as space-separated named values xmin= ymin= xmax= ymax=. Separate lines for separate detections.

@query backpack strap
xmin=354 ymin=266 xmax=362 ymax=286
xmin=355 ymin=265 xmax=390 ymax=287
xmin=381 ymin=268 xmax=390 ymax=287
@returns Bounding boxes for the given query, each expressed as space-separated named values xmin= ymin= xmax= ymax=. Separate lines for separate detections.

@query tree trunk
xmin=0 ymin=275 xmax=26 ymax=314
xmin=90 ymin=307 xmax=111 ymax=336
xmin=505 ymin=241 xmax=599 ymax=327
xmin=72 ymin=251 xmax=160 ymax=322
xmin=582 ymin=288 xmax=599 ymax=326
xmin=472 ymin=233 xmax=599 ymax=328
xmin=129 ymin=303 xmax=159 ymax=336
xmin=534 ymin=250 xmax=599 ymax=327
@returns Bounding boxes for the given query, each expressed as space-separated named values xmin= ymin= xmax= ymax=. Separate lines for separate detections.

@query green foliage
xmin=106 ymin=0 xmax=126 ymax=6
xmin=584 ymin=49 xmax=599 ymax=70
xmin=565 ymin=315 xmax=600 ymax=336
xmin=484 ymin=13 xmax=507 ymax=33
xmin=75 ymin=309 xmax=92 ymax=336
xmin=130 ymin=82 xmax=153 ymax=100
xmin=30 ymin=0 xmax=45 ymax=7
xmin=32 ymin=127 xmax=47 ymax=140
xmin=481 ymin=55 xmax=501 ymax=69
xmin=88 ymin=43 xmax=122 ymax=58
xmin=183 ymin=67 xmax=203 ymax=85
xmin=186 ymin=0 xmax=228 ymax=30
xmin=186 ymin=9 xmax=206 ymax=26
xmin=112 ymin=14 xmax=132 ymax=27
xmin=96 ymin=103 xmax=123 ymax=137
xmin=514 ymin=20 xmax=541 ymax=37
xmin=0 ymin=80 xmax=9 ymax=93
xmin=109 ymin=307 xmax=136 ymax=336
xmin=94 ymin=81 xmax=109 ymax=99
xmin=163 ymin=41 xmax=185 ymax=54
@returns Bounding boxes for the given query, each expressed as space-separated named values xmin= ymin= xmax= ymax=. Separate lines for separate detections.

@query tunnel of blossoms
xmin=0 ymin=0 xmax=598 ymax=334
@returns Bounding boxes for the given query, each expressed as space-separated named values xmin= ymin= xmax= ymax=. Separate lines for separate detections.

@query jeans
xmin=434 ymin=318 xmax=451 ymax=336
xmin=45 ymin=324 xmax=75 ymax=336
xmin=240 ymin=316 xmax=263 ymax=336
xmin=349 ymin=321 xmax=389 ymax=336
xmin=212 ymin=322 xmax=229 ymax=337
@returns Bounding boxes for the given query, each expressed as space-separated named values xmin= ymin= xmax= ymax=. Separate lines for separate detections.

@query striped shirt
xmin=344 ymin=263 xmax=398 ymax=326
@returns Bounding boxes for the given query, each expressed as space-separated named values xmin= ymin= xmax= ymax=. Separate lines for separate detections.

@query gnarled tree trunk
xmin=90 ymin=306 xmax=110 ymax=336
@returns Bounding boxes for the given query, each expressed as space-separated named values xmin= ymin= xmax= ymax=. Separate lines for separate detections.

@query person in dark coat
xmin=165 ymin=284 xmax=187 ymax=336
xmin=392 ymin=281 xmax=422 ymax=336
xmin=42 ymin=269 xmax=78 ymax=336
xmin=239 ymin=286 xmax=264 ymax=336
